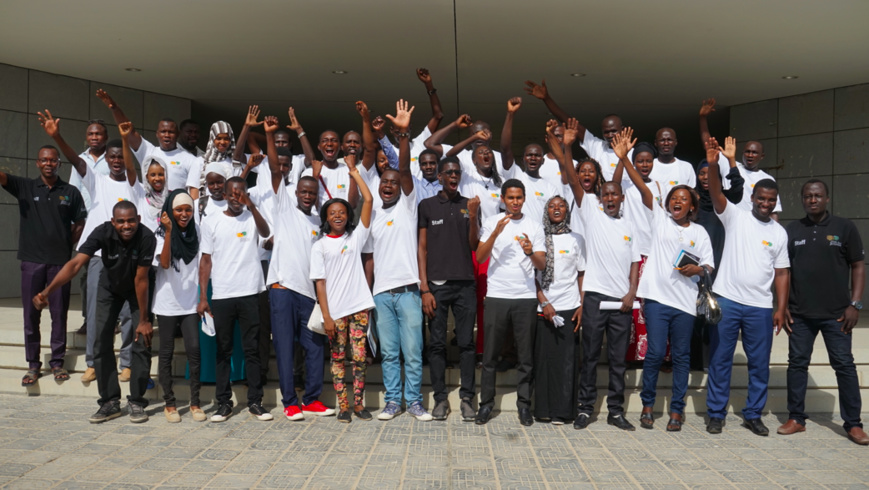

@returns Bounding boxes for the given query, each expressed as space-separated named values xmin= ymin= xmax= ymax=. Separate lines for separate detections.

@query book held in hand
xmin=673 ymin=249 xmax=700 ymax=269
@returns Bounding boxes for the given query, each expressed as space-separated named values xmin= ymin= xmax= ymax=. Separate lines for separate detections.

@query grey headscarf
xmin=541 ymin=195 xmax=571 ymax=291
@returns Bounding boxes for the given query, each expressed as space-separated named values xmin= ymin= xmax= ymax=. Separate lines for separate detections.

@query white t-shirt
xmin=70 ymin=150 xmax=109 ymax=212
xmin=267 ymin=184 xmax=321 ymax=299
xmin=199 ymin=210 xmax=265 ymax=300
xmin=637 ymin=204 xmax=714 ymax=315
xmin=133 ymin=139 xmax=202 ymax=193
xmin=502 ymin=166 xmax=561 ymax=227
xmin=537 ymin=232 xmax=586 ymax=312
xmin=578 ymin=193 xmax=641 ymax=298
xmin=458 ymin=170 xmax=504 ymax=225
xmin=480 ymin=212 xmax=545 ymax=299
xmin=363 ymin=188 xmax=420 ymax=296
xmin=580 ymin=131 xmax=632 ymax=181
xmin=153 ymin=228 xmax=201 ymax=316
xmin=360 ymin=165 xmax=383 ymax=208
xmin=302 ymin=164 xmax=351 ymax=207
xmin=620 ymin=179 xmax=664 ymax=257
xmin=717 ymin=157 xmax=782 ymax=214
xmin=712 ymin=203 xmax=789 ymax=308
xmin=199 ymin=196 xmax=227 ymax=222
xmin=309 ymin=225 xmax=375 ymax=320
xmin=248 ymin=184 xmax=276 ymax=262
xmin=650 ymin=157 xmax=697 ymax=197
xmin=540 ymin=155 xmax=575 ymax=190
xmin=397 ymin=126 xmax=432 ymax=179
xmin=251 ymin=153 xmax=306 ymax=188
xmin=79 ymin=168 xmax=146 ymax=256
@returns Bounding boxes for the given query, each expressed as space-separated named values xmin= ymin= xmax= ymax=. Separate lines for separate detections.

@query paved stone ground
xmin=0 ymin=394 xmax=867 ymax=489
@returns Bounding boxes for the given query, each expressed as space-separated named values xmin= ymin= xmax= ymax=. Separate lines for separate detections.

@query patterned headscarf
xmin=201 ymin=121 xmax=237 ymax=188
xmin=142 ymin=156 xmax=168 ymax=227
xmin=540 ymin=195 xmax=571 ymax=291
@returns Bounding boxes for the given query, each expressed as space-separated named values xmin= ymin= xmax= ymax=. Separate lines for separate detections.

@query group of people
xmin=7 ymin=68 xmax=866 ymax=445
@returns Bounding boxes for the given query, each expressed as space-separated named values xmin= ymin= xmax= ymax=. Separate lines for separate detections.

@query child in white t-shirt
xmin=310 ymin=155 xmax=375 ymax=423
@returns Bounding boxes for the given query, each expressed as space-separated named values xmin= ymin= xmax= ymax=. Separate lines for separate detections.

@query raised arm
xmin=37 ymin=110 xmax=88 ymax=177
xmin=239 ymin=191 xmax=270 ymax=238
xmin=233 ymin=105 xmax=262 ymax=165
xmin=524 ymin=79 xmax=586 ymax=139
xmin=241 ymin=153 xmax=264 ymax=180
xmin=346 ymin=155 xmax=372 ymax=227
xmin=475 ymin=214 xmax=510 ymax=264
xmin=385 ymin=99 xmax=416 ymax=196
xmin=417 ymin=68 xmax=444 ymax=132
xmin=705 ymin=137 xmax=727 ymax=214
xmin=96 ymin=89 xmax=142 ymax=150
xmin=356 ymin=101 xmax=377 ymax=171
xmin=500 ymin=97 xmax=522 ymax=172
xmin=373 ymin=116 xmax=398 ymax=170
xmin=699 ymin=98 xmax=716 ymax=145
xmin=263 ymin=116 xmax=283 ymax=193
xmin=720 ymin=136 xmax=744 ymax=204
xmin=612 ymin=127 xmax=653 ymax=210
xmin=287 ymin=107 xmax=315 ymax=167
xmin=547 ymin=118 xmax=584 ymax=205
xmin=118 ymin=122 xmax=140 ymax=187
xmin=447 ymin=128 xmax=491 ymax=159
xmin=425 ymin=114 xmax=472 ymax=156
xmin=158 ymin=213 xmax=173 ymax=269
xmin=467 ymin=196 xmax=480 ymax=250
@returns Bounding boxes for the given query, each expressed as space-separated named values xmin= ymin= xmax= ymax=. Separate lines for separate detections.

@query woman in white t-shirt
xmin=615 ymin=131 xmax=715 ymax=432
xmin=310 ymin=155 xmax=375 ymax=423
xmin=153 ymin=190 xmax=205 ymax=423
xmin=140 ymin=157 xmax=168 ymax=232
xmin=534 ymin=196 xmax=586 ymax=425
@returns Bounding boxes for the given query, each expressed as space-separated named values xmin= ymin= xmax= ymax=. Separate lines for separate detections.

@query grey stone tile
xmin=28 ymin=70 xmax=90 ymax=121
xmin=731 ymin=99 xmax=779 ymax=141
xmin=832 ymin=174 xmax=869 ymax=219
xmin=778 ymin=89 xmax=834 ymax=137
xmin=27 ymin=114 xmax=89 ymax=160
xmin=255 ymin=475 xmax=308 ymax=488
xmin=0 ymin=64 xmax=28 ymax=112
xmin=777 ymin=133 xmax=833 ymax=179
xmin=206 ymin=473 xmax=263 ymax=488
xmin=833 ymin=128 xmax=869 ymax=175
xmin=0 ymin=111 xmax=27 ymax=159
xmin=721 ymin=470 xmax=770 ymax=483
xmin=89 ymin=81 xmax=143 ymax=128
xmin=3 ymin=478 xmax=60 ymax=489
xmin=144 ymin=92 xmax=191 ymax=131
xmin=834 ymin=83 xmax=869 ymax=131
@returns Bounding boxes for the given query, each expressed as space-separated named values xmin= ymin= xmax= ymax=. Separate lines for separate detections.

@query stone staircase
xmin=1 ymin=296 xmax=867 ymax=415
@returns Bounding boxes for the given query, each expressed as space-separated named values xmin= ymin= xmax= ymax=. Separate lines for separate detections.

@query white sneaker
xmin=378 ymin=401 xmax=402 ymax=420
xmin=408 ymin=401 xmax=433 ymax=421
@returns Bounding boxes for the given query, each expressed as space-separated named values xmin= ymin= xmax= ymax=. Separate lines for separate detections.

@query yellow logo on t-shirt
xmin=117 ymin=197 xmax=129 ymax=202
xmin=624 ymin=236 xmax=632 ymax=242
xmin=669 ymin=180 xmax=678 ymax=185
xmin=341 ymin=245 xmax=348 ymax=254
xmin=336 ymin=184 xmax=346 ymax=189
xmin=311 ymin=230 xmax=318 ymax=237
xmin=170 ymin=160 xmax=181 ymax=166
xmin=237 ymin=232 xmax=247 ymax=238
xmin=827 ymin=235 xmax=839 ymax=241
xmin=558 ymin=250 xmax=570 ymax=254
xmin=762 ymin=240 xmax=772 ymax=247
xmin=689 ymin=240 xmax=695 ymax=248
xmin=609 ymin=162 xmax=617 ymax=168
xmin=514 ymin=234 xmax=528 ymax=242
xmin=534 ymin=191 xmax=544 ymax=197
xmin=386 ymin=220 xmax=394 ymax=227
xmin=490 ymin=193 xmax=500 ymax=198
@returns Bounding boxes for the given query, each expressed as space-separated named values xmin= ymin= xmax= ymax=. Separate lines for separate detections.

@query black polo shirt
xmin=2 ymin=174 xmax=86 ymax=265
xmin=786 ymin=213 xmax=864 ymax=319
xmin=78 ymin=222 xmax=156 ymax=294
xmin=418 ymin=192 xmax=474 ymax=282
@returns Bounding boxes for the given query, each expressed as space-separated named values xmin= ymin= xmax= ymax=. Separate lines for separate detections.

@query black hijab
xmin=158 ymin=189 xmax=199 ymax=271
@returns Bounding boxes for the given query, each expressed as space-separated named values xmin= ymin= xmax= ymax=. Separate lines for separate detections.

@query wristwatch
xmin=540 ymin=301 xmax=550 ymax=308
xmin=850 ymin=300 xmax=863 ymax=311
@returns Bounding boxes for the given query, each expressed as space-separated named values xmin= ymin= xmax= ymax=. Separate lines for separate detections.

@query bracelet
xmin=297 ymin=131 xmax=306 ymax=138
xmin=421 ymin=290 xmax=432 ymax=296
xmin=540 ymin=301 xmax=550 ymax=308
xmin=428 ymin=88 xmax=437 ymax=95
xmin=524 ymin=251 xmax=533 ymax=256
xmin=396 ymin=132 xmax=410 ymax=138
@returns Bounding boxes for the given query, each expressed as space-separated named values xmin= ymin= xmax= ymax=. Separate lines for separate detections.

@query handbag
xmin=307 ymin=303 xmax=326 ymax=335
xmin=696 ymin=272 xmax=722 ymax=325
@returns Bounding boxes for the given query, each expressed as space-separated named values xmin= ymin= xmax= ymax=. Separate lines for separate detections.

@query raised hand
xmin=372 ymin=116 xmax=386 ymax=134
xmin=472 ymin=129 xmax=492 ymax=142
xmin=611 ymin=127 xmax=636 ymax=159
xmin=263 ymin=115 xmax=279 ymax=134
xmin=356 ymin=101 xmax=370 ymax=119
xmin=247 ymin=153 xmax=264 ymax=169
xmin=37 ymin=110 xmax=60 ymax=138
xmin=721 ymin=136 xmax=737 ymax=160
xmin=286 ymin=107 xmax=302 ymax=132
xmin=386 ymin=99 xmax=415 ymax=133
xmin=704 ymin=137 xmax=720 ymax=163
xmin=344 ymin=153 xmax=358 ymax=173
xmin=160 ymin=211 xmax=172 ymax=232
xmin=467 ymin=196 xmax=480 ymax=216
xmin=492 ymin=214 xmax=511 ymax=237
xmin=523 ymin=79 xmax=548 ymax=100
xmin=245 ymin=105 xmax=263 ymax=126
xmin=563 ymin=118 xmax=580 ymax=146
xmin=416 ymin=68 xmax=432 ymax=84
xmin=95 ymin=89 xmax=116 ymax=108
xmin=455 ymin=114 xmax=472 ymax=129
xmin=507 ymin=96 xmax=522 ymax=113
xmin=700 ymin=98 xmax=716 ymax=117
xmin=518 ymin=232 xmax=533 ymax=255
xmin=118 ymin=121 xmax=134 ymax=137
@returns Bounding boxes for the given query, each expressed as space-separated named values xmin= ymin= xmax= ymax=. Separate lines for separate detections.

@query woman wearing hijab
xmin=533 ymin=195 xmax=586 ymax=425
xmin=140 ymin=156 xmax=168 ymax=232
xmin=154 ymin=190 xmax=205 ymax=422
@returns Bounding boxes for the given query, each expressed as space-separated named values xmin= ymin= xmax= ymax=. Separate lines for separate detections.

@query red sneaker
xmin=284 ymin=405 xmax=304 ymax=421
xmin=302 ymin=400 xmax=336 ymax=416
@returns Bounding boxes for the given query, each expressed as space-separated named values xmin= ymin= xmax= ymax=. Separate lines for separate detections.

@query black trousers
xmin=93 ymin=282 xmax=150 ymax=407
xmin=577 ymin=292 xmax=632 ymax=416
xmin=157 ymin=313 xmax=201 ymax=407
xmin=428 ymin=280 xmax=477 ymax=403
xmin=534 ymin=310 xmax=578 ymax=420
xmin=258 ymin=261 xmax=272 ymax=379
xmin=212 ymin=294 xmax=262 ymax=407
xmin=480 ymin=296 xmax=537 ymax=410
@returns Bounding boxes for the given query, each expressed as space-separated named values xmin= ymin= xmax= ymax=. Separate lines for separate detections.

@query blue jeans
xmin=269 ymin=287 xmax=324 ymax=407
xmin=640 ymin=300 xmax=695 ymax=414
xmin=373 ymin=289 xmax=424 ymax=404
xmin=787 ymin=315 xmax=863 ymax=431
xmin=706 ymin=296 xmax=773 ymax=420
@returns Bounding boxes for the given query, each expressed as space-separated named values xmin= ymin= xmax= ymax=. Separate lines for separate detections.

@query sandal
xmin=666 ymin=413 xmax=683 ymax=432
xmin=640 ymin=407 xmax=654 ymax=429
xmin=22 ymin=369 xmax=40 ymax=386
xmin=52 ymin=367 xmax=70 ymax=381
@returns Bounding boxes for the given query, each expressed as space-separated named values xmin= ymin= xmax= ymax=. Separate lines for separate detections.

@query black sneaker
xmin=607 ymin=413 xmax=636 ymax=431
xmin=573 ymin=413 xmax=590 ymax=430
xmin=337 ymin=410 xmax=352 ymax=423
xmin=128 ymin=403 xmax=148 ymax=423
xmin=211 ymin=403 xmax=233 ymax=423
xmin=742 ymin=417 xmax=769 ymax=436
xmin=89 ymin=402 xmax=121 ymax=424
xmin=707 ymin=417 xmax=725 ymax=434
xmin=460 ymin=398 xmax=476 ymax=422
xmin=431 ymin=400 xmax=450 ymax=421
xmin=249 ymin=403 xmax=274 ymax=421
xmin=354 ymin=408 xmax=373 ymax=421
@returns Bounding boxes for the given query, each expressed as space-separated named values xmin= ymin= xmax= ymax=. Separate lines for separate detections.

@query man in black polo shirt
xmin=1 ymin=145 xmax=86 ymax=386
xmin=418 ymin=156 xmax=480 ymax=421
xmin=778 ymin=178 xmax=867 ymax=445
xmin=34 ymin=201 xmax=156 ymax=424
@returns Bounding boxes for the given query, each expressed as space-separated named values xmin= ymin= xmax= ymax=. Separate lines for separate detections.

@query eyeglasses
xmin=37 ymin=158 xmax=60 ymax=164
xmin=441 ymin=169 xmax=462 ymax=176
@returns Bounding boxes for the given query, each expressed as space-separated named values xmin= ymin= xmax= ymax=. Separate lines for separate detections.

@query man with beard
xmin=178 ymin=119 xmax=204 ymax=157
